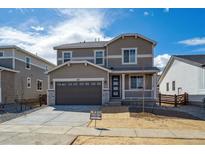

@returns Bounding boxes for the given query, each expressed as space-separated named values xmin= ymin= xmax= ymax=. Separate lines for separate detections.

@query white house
xmin=158 ymin=55 xmax=205 ymax=106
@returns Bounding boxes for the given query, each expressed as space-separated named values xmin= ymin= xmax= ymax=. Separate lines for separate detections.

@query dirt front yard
xmin=88 ymin=106 xmax=205 ymax=131
xmin=73 ymin=136 xmax=205 ymax=145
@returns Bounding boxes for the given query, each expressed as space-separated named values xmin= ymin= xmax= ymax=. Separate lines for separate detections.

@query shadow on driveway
xmin=51 ymin=105 xmax=101 ymax=113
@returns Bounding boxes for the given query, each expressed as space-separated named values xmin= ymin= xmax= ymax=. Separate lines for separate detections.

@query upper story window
xmin=63 ymin=51 xmax=72 ymax=63
xmin=94 ymin=50 xmax=104 ymax=65
xmin=172 ymin=81 xmax=176 ymax=91
xmin=130 ymin=76 xmax=144 ymax=89
xmin=166 ymin=82 xmax=169 ymax=91
xmin=25 ymin=56 xmax=31 ymax=69
xmin=45 ymin=65 xmax=48 ymax=71
xmin=122 ymin=48 xmax=137 ymax=64
xmin=0 ymin=51 xmax=4 ymax=57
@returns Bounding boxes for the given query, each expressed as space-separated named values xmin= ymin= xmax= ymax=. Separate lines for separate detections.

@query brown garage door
xmin=55 ymin=81 xmax=102 ymax=105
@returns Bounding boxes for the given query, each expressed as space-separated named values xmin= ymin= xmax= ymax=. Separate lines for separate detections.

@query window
xmin=172 ymin=81 xmax=175 ymax=91
xmin=27 ymin=77 xmax=31 ymax=88
xmin=25 ymin=57 xmax=31 ymax=69
xmin=200 ymin=68 xmax=205 ymax=89
xmin=63 ymin=51 xmax=72 ymax=63
xmin=166 ymin=82 xmax=169 ymax=91
xmin=45 ymin=65 xmax=48 ymax=71
xmin=122 ymin=48 xmax=137 ymax=64
xmin=130 ymin=76 xmax=144 ymax=89
xmin=0 ymin=51 xmax=4 ymax=57
xmin=37 ymin=80 xmax=43 ymax=91
xmin=94 ymin=50 xmax=104 ymax=65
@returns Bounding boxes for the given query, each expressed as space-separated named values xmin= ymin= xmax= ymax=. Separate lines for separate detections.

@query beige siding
xmin=1 ymin=71 xmax=16 ymax=103
xmin=124 ymin=73 xmax=153 ymax=90
xmin=49 ymin=63 xmax=109 ymax=88
xmin=57 ymin=47 xmax=106 ymax=65
xmin=107 ymin=36 xmax=153 ymax=68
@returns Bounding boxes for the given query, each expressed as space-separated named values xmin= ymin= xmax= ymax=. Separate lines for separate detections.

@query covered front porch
xmin=109 ymin=71 xmax=158 ymax=102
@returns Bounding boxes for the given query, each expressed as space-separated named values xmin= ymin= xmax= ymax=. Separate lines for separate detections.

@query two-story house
xmin=0 ymin=45 xmax=55 ymax=104
xmin=46 ymin=33 xmax=159 ymax=105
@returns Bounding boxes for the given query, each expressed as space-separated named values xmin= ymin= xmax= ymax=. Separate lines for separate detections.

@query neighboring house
xmin=46 ymin=33 xmax=160 ymax=105
xmin=0 ymin=45 xmax=55 ymax=104
xmin=158 ymin=55 xmax=205 ymax=106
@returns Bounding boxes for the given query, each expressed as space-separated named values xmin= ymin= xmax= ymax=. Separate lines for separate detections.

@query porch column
xmin=122 ymin=73 xmax=125 ymax=100
xmin=153 ymin=73 xmax=157 ymax=99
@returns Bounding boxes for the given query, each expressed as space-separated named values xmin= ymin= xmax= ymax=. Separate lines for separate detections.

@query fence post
xmin=184 ymin=92 xmax=188 ymax=105
xmin=158 ymin=93 xmax=161 ymax=106
xmin=174 ymin=94 xmax=177 ymax=107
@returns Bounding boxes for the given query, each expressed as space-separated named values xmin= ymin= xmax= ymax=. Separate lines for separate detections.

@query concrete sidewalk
xmin=66 ymin=127 xmax=205 ymax=140
xmin=1 ymin=124 xmax=205 ymax=145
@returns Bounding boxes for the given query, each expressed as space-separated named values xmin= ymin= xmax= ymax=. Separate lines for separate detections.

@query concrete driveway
xmin=0 ymin=105 xmax=100 ymax=144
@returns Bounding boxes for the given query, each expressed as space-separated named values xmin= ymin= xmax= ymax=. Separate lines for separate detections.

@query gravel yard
xmin=73 ymin=136 xmax=205 ymax=145
xmin=88 ymin=106 xmax=205 ymax=131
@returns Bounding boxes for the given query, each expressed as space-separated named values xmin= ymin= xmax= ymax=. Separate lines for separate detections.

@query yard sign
xmin=90 ymin=111 xmax=102 ymax=128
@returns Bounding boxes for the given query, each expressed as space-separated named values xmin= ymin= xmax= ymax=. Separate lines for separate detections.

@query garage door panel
xmin=56 ymin=81 xmax=102 ymax=105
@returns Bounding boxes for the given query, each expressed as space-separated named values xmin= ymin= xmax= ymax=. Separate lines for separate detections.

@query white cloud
xmin=154 ymin=54 xmax=171 ymax=69
xmin=178 ymin=37 xmax=205 ymax=46
xmin=0 ymin=9 xmax=114 ymax=64
xmin=31 ymin=26 xmax=44 ymax=31
xmin=144 ymin=11 xmax=149 ymax=16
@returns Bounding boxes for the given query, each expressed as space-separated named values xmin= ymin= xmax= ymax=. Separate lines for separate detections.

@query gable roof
xmin=0 ymin=45 xmax=55 ymax=67
xmin=46 ymin=60 xmax=111 ymax=74
xmin=174 ymin=55 xmax=205 ymax=67
xmin=105 ymin=33 xmax=157 ymax=46
xmin=158 ymin=54 xmax=205 ymax=84
xmin=54 ymin=41 xmax=108 ymax=50
xmin=0 ymin=66 xmax=19 ymax=73
xmin=53 ymin=33 xmax=157 ymax=50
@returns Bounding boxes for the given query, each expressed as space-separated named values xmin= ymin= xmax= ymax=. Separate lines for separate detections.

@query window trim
xmin=0 ymin=51 xmax=4 ymax=57
xmin=94 ymin=50 xmax=105 ymax=65
xmin=27 ymin=77 xmax=31 ymax=88
xmin=45 ymin=65 xmax=48 ymax=71
xmin=62 ymin=51 xmax=72 ymax=63
xmin=129 ymin=75 xmax=144 ymax=90
xmin=122 ymin=48 xmax=137 ymax=65
xmin=172 ymin=81 xmax=175 ymax=91
xmin=25 ymin=56 xmax=31 ymax=70
xmin=166 ymin=82 xmax=169 ymax=91
xmin=36 ymin=79 xmax=43 ymax=91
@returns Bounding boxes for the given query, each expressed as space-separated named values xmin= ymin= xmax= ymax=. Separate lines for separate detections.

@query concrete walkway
xmin=1 ymin=124 xmax=205 ymax=144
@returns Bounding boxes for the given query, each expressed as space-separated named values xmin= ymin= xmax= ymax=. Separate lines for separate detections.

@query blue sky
xmin=0 ymin=8 xmax=204 ymax=67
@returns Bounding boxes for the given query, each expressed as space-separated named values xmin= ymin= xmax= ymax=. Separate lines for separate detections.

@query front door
xmin=112 ymin=75 xmax=120 ymax=97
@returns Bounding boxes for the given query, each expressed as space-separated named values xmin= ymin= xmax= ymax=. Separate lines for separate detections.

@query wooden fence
xmin=158 ymin=93 xmax=188 ymax=107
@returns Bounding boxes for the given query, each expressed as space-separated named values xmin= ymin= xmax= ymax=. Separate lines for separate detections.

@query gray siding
xmin=14 ymin=59 xmax=48 ymax=99
xmin=1 ymin=71 xmax=15 ymax=103
xmin=0 ymin=58 xmax=13 ymax=69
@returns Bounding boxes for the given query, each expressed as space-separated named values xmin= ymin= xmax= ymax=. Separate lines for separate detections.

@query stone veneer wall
xmin=47 ymin=89 xmax=55 ymax=105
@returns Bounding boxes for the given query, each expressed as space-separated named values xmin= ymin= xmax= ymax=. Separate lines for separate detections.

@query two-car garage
xmin=47 ymin=61 xmax=110 ymax=105
xmin=55 ymin=81 xmax=102 ymax=105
